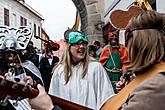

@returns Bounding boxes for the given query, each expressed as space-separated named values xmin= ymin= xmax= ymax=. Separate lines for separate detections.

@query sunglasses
xmin=71 ymin=41 xmax=88 ymax=48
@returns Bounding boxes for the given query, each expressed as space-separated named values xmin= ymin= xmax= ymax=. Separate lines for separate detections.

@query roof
xmin=15 ymin=0 xmax=44 ymax=20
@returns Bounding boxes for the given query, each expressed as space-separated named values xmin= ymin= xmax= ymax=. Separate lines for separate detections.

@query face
xmin=89 ymin=51 xmax=95 ymax=57
xmin=47 ymin=51 xmax=53 ymax=57
xmin=4 ymin=51 xmax=19 ymax=67
xmin=108 ymin=30 xmax=119 ymax=46
xmin=93 ymin=43 xmax=99 ymax=49
xmin=5 ymin=52 xmax=17 ymax=62
xmin=69 ymin=40 xmax=87 ymax=63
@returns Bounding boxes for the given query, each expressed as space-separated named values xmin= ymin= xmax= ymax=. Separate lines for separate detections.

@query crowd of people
xmin=0 ymin=9 xmax=165 ymax=110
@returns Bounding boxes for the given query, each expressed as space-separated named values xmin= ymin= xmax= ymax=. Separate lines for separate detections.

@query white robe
xmin=49 ymin=61 xmax=114 ymax=110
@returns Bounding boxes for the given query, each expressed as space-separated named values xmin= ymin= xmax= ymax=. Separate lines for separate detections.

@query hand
xmin=115 ymin=77 xmax=125 ymax=92
xmin=28 ymin=84 xmax=54 ymax=110
xmin=26 ymin=76 xmax=33 ymax=85
xmin=115 ymin=80 xmax=124 ymax=91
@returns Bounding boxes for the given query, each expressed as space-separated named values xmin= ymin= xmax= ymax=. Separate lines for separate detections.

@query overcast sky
xmin=26 ymin=0 xmax=76 ymax=41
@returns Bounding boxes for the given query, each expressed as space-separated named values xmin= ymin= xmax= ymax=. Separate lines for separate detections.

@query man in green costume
xmin=99 ymin=28 xmax=129 ymax=93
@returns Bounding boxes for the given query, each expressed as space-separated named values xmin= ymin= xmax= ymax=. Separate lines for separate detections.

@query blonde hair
xmin=59 ymin=43 xmax=90 ymax=84
xmin=126 ymin=11 xmax=165 ymax=74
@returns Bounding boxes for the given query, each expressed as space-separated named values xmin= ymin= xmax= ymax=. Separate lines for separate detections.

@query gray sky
xmin=26 ymin=0 xmax=76 ymax=41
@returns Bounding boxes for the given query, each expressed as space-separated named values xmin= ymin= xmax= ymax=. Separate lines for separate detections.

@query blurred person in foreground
xmin=119 ymin=10 xmax=165 ymax=110
xmin=102 ymin=10 xmax=165 ymax=110
xmin=28 ymin=31 xmax=114 ymax=110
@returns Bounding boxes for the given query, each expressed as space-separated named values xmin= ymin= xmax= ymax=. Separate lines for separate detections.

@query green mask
xmin=68 ymin=32 xmax=88 ymax=44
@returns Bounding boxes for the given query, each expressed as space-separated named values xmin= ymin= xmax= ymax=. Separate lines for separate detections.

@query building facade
xmin=0 ymin=0 xmax=44 ymax=49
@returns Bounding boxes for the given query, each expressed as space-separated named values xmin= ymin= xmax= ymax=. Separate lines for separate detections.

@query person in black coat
xmin=40 ymin=48 xmax=59 ymax=93
xmin=0 ymin=50 xmax=43 ymax=110
xmin=23 ymin=41 xmax=40 ymax=68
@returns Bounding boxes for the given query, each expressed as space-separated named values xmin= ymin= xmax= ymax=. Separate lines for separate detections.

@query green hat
xmin=68 ymin=32 xmax=88 ymax=44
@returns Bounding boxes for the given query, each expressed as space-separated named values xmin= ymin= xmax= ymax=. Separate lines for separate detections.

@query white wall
xmin=157 ymin=0 xmax=165 ymax=13
xmin=0 ymin=0 xmax=43 ymax=49
xmin=104 ymin=0 xmax=134 ymax=24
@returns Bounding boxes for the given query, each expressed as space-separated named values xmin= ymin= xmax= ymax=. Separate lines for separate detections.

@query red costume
xmin=99 ymin=44 xmax=129 ymax=73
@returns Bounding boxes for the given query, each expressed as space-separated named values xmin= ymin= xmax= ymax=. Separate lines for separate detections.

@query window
xmin=24 ymin=18 xmax=27 ymax=26
xmin=20 ymin=16 xmax=23 ymax=26
xmin=4 ymin=8 xmax=9 ymax=26
xmin=12 ymin=13 xmax=17 ymax=27
xmin=20 ymin=16 xmax=27 ymax=26
xmin=38 ymin=26 xmax=40 ymax=37
xmin=34 ymin=24 xmax=36 ymax=36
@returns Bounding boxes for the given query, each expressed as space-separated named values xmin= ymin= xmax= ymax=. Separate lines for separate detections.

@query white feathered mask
xmin=0 ymin=26 xmax=33 ymax=51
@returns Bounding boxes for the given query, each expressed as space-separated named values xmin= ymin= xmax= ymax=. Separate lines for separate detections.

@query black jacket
xmin=39 ymin=56 xmax=59 ymax=92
